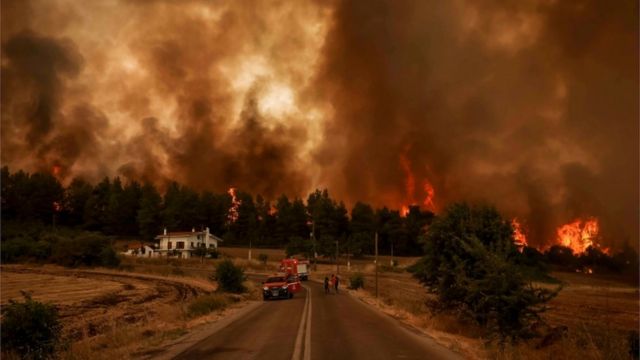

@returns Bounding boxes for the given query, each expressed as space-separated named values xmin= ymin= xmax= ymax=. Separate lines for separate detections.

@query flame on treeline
xmin=423 ymin=180 xmax=436 ymax=212
xmin=51 ymin=165 xmax=63 ymax=212
xmin=268 ymin=205 xmax=278 ymax=216
xmin=52 ymin=165 xmax=62 ymax=177
xmin=227 ymin=187 xmax=241 ymax=223
xmin=399 ymin=150 xmax=436 ymax=217
xmin=555 ymin=218 xmax=608 ymax=255
xmin=511 ymin=218 xmax=528 ymax=252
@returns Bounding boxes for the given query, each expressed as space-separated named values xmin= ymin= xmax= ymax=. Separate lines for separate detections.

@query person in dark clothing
xmin=334 ymin=275 xmax=339 ymax=293
xmin=324 ymin=276 xmax=329 ymax=294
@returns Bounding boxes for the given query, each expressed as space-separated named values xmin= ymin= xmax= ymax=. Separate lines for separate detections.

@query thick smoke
xmin=313 ymin=0 xmax=638 ymax=248
xmin=1 ymin=0 xmax=637 ymax=248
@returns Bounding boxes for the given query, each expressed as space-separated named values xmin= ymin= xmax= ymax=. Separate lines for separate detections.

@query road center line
xmin=291 ymin=285 xmax=310 ymax=360
xmin=303 ymin=285 xmax=312 ymax=360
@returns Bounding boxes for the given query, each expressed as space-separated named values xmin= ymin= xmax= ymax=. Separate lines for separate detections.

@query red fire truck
xmin=280 ymin=258 xmax=310 ymax=281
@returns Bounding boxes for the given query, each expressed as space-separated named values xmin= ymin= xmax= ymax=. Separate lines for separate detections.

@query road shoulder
xmin=150 ymin=300 xmax=263 ymax=360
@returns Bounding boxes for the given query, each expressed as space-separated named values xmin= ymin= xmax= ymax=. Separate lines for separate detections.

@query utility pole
xmin=346 ymin=237 xmax=351 ymax=271
xmin=311 ymin=222 xmax=317 ymax=271
xmin=375 ymin=232 xmax=379 ymax=298
xmin=336 ymin=240 xmax=339 ymax=275
xmin=390 ymin=238 xmax=394 ymax=267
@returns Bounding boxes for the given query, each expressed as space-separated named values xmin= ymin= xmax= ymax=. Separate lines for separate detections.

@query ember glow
xmin=1 ymin=0 xmax=637 ymax=251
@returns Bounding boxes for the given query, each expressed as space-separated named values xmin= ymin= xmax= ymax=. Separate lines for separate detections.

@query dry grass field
xmin=0 ymin=264 xmax=259 ymax=360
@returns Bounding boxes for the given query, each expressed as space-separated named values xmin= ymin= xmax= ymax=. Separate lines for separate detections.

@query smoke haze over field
xmin=1 ymin=0 xmax=638 ymax=249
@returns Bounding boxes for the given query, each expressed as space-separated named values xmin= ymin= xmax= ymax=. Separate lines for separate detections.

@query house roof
xmin=160 ymin=231 xmax=202 ymax=237
xmin=155 ymin=231 xmax=223 ymax=241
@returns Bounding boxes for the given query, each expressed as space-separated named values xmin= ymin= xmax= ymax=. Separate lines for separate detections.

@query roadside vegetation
xmin=213 ymin=259 xmax=246 ymax=293
xmin=409 ymin=203 xmax=560 ymax=340
xmin=1 ymin=292 xmax=62 ymax=359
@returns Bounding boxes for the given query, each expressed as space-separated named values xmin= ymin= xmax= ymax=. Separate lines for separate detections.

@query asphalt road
xmin=173 ymin=279 xmax=461 ymax=360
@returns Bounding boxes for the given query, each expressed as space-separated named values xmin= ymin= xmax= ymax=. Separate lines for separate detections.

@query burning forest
xmin=1 ymin=0 xmax=638 ymax=254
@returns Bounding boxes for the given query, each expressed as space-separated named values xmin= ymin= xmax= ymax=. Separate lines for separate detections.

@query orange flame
xmin=400 ymin=205 xmax=410 ymax=217
xmin=555 ymin=218 xmax=600 ymax=254
xmin=511 ymin=218 xmax=528 ymax=252
xmin=52 ymin=165 xmax=62 ymax=178
xmin=227 ymin=187 xmax=241 ymax=223
xmin=399 ymin=150 xmax=436 ymax=216
xmin=423 ymin=180 xmax=436 ymax=212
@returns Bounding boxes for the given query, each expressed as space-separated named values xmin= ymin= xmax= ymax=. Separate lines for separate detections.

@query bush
xmin=1 ymin=292 xmax=61 ymax=359
xmin=50 ymin=233 xmax=120 ymax=268
xmin=258 ymin=253 xmax=268 ymax=265
xmin=409 ymin=203 xmax=559 ymax=340
xmin=213 ymin=259 xmax=245 ymax=293
xmin=349 ymin=273 xmax=364 ymax=290
xmin=186 ymin=294 xmax=230 ymax=318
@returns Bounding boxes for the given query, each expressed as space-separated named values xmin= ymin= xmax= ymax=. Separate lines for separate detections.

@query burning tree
xmin=410 ymin=202 xmax=560 ymax=340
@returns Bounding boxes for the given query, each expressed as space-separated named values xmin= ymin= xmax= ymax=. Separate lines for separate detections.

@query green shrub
xmin=349 ymin=273 xmax=364 ymax=290
xmin=186 ymin=294 xmax=230 ymax=318
xmin=409 ymin=203 xmax=559 ymax=340
xmin=50 ymin=233 xmax=120 ymax=267
xmin=258 ymin=253 xmax=268 ymax=265
xmin=213 ymin=259 xmax=245 ymax=293
xmin=1 ymin=292 xmax=61 ymax=359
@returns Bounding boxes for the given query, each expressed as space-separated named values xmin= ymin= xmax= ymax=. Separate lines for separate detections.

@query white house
xmin=155 ymin=227 xmax=222 ymax=258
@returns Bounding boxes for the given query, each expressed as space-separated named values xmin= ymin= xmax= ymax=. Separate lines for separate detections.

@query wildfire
xmin=227 ymin=187 xmax=241 ymax=223
xmin=511 ymin=218 xmax=528 ymax=252
xmin=400 ymin=205 xmax=410 ymax=217
xmin=555 ymin=218 xmax=602 ymax=254
xmin=52 ymin=165 xmax=62 ymax=178
xmin=398 ymin=149 xmax=437 ymax=217
xmin=423 ymin=180 xmax=436 ymax=212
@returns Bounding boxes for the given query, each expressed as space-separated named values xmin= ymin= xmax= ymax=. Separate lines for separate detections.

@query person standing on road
xmin=324 ymin=276 xmax=330 ymax=294
xmin=334 ymin=275 xmax=339 ymax=294
xmin=330 ymin=274 xmax=335 ymax=294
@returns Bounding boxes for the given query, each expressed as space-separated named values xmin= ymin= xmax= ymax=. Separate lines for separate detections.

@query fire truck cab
xmin=280 ymin=258 xmax=310 ymax=281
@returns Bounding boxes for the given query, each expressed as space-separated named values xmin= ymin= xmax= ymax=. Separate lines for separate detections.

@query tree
xmin=137 ymin=183 xmax=162 ymax=241
xmin=214 ymin=259 xmax=245 ymax=293
xmin=409 ymin=202 xmax=559 ymax=339
xmin=255 ymin=195 xmax=277 ymax=247
xmin=83 ymin=177 xmax=111 ymax=232
xmin=229 ymin=191 xmax=258 ymax=246
xmin=350 ymin=202 xmax=375 ymax=256
xmin=307 ymin=189 xmax=347 ymax=257
xmin=63 ymin=178 xmax=93 ymax=227
xmin=162 ymin=182 xmax=199 ymax=231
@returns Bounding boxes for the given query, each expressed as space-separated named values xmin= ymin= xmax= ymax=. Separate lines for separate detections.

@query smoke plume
xmin=1 ymin=0 xmax=637 ymax=249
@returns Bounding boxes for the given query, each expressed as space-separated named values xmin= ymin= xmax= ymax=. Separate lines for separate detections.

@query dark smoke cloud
xmin=0 ymin=0 xmax=637 ymax=249
xmin=314 ymin=0 xmax=638 ymax=248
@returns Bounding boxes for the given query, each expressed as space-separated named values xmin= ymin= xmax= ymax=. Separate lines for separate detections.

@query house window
xmin=168 ymin=241 xmax=172 ymax=249
xmin=191 ymin=242 xmax=194 ymax=248
xmin=177 ymin=241 xmax=185 ymax=249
